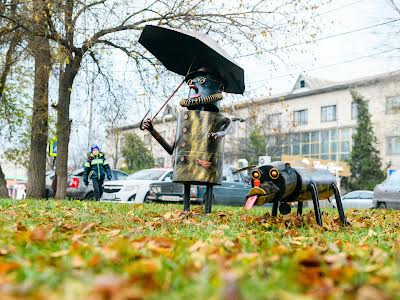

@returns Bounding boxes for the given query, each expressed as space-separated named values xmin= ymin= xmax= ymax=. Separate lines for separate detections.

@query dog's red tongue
xmin=245 ymin=195 xmax=258 ymax=210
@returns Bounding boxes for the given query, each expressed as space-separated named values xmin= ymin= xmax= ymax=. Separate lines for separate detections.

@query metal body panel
xmin=295 ymin=168 xmax=335 ymax=201
xmin=173 ymin=110 xmax=226 ymax=185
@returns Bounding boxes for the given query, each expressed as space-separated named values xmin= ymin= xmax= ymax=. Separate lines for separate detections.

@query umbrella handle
xmin=139 ymin=109 xmax=151 ymax=131
xmin=151 ymin=79 xmax=185 ymax=122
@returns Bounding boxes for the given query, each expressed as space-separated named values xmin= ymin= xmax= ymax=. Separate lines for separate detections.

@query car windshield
xmin=383 ymin=171 xmax=400 ymax=186
xmin=127 ymin=169 xmax=166 ymax=180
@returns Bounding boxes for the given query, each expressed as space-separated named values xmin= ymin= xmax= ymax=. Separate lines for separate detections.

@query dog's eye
xmin=251 ymin=169 xmax=261 ymax=180
xmin=269 ymin=168 xmax=280 ymax=179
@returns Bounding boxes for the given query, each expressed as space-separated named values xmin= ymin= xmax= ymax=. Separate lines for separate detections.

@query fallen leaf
xmin=355 ymin=286 xmax=388 ymax=300
xmin=0 ymin=262 xmax=20 ymax=274
xmin=30 ymin=226 xmax=50 ymax=241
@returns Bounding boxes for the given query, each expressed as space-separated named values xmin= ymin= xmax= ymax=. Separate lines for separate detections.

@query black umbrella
xmin=138 ymin=25 xmax=245 ymax=94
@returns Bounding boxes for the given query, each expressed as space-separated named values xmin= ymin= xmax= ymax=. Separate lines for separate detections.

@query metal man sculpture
xmin=138 ymin=25 xmax=244 ymax=213
xmin=244 ymin=162 xmax=348 ymax=226
xmin=142 ymin=67 xmax=231 ymax=213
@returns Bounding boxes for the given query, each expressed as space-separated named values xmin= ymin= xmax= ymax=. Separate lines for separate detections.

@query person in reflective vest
xmin=83 ymin=145 xmax=112 ymax=200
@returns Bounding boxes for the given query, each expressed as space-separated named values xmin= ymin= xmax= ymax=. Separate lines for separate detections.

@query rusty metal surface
xmin=173 ymin=110 xmax=226 ymax=184
xmin=295 ymin=168 xmax=335 ymax=201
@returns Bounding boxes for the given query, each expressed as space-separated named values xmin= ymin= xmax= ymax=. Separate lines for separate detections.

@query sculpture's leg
xmin=309 ymin=182 xmax=323 ymax=226
xmin=183 ymin=184 xmax=190 ymax=211
xmin=297 ymin=201 xmax=303 ymax=216
xmin=204 ymin=185 xmax=213 ymax=214
xmin=272 ymin=198 xmax=279 ymax=217
xmin=331 ymin=182 xmax=347 ymax=225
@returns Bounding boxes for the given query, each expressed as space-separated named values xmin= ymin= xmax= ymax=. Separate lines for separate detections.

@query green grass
xmin=0 ymin=199 xmax=400 ymax=299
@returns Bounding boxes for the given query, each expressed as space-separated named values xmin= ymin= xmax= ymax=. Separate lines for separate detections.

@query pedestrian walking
xmin=83 ymin=145 xmax=112 ymax=201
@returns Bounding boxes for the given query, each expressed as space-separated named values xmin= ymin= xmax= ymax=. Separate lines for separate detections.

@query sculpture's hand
xmin=142 ymin=118 xmax=154 ymax=131
xmin=208 ymin=132 xmax=219 ymax=140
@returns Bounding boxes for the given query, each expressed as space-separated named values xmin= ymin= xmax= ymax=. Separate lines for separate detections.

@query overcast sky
xmin=243 ymin=0 xmax=400 ymax=96
xmin=67 ymin=0 xmax=400 ymax=159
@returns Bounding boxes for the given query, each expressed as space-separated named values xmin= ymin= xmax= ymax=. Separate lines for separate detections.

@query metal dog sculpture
xmin=244 ymin=162 xmax=347 ymax=226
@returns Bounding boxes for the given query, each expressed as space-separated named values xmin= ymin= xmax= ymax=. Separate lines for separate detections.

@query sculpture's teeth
xmin=245 ymin=195 xmax=258 ymax=210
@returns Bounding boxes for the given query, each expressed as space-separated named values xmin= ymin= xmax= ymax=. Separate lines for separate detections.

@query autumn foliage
xmin=0 ymin=200 xmax=399 ymax=299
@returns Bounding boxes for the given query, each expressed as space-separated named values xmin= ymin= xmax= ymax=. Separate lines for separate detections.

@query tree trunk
xmin=55 ymin=56 xmax=82 ymax=199
xmin=25 ymin=4 xmax=52 ymax=198
xmin=0 ymin=164 xmax=9 ymax=198
xmin=0 ymin=32 xmax=20 ymax=198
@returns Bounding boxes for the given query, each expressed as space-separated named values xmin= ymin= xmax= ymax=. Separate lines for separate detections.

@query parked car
xmin=101 ymin=168 xmax=173 ymax=203
xmin=66 ymin=168 xmax=129 ymax=200
xmin=44 ymin=168 xmax=129 ymax=200
xmin=45 ymin=170 xmax=56 ymax=197
xmin=147 ymin=167 xmax=251 ymax=206
xmin=373 ymin=171 xmax=400 ymax=209
xmin=330 ymin=190 xmax=374 ymax=209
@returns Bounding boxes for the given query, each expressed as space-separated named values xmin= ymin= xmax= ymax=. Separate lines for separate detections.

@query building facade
xmin=108 ymin=71 xmax=400 ymax=173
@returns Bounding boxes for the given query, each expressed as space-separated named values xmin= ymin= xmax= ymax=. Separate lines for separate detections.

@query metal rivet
xmin=180 ymin=156 xmax=185 ymax=162
xmin=182 ymin=127 xmax=187 ymax=134
xmin=181 ymin=142 xmax=186 ymax=148
xmin=184 ymin=113 xmax=189 ymax=120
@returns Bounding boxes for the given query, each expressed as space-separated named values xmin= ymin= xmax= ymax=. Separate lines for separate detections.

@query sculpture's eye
xmin=269 ymin=168 xmax=280 ymax=179
xmin=251 ymin=169 xmax=261 ymax=180
xmin=199 ymin=77 xmax=206 ymax=85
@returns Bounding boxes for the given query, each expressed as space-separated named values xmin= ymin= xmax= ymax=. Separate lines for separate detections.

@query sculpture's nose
xmin=189 ymin=83 xmax=198 ymax=92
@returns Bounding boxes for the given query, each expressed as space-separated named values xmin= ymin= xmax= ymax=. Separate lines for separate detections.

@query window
xmin=120 ymin=137 xmax=125 ymax=147
xmin=321 ymin=105 xmax=336 ymax=122
xmin=232 ymin=171 xmax=241 ymax=182
xmin=163 ymin=171 xmax=173 ymax=182
xmin=293 ymin=109 xmax=308 ymax=126
xmin=300 ymin=80 xmax=306 ymax=88
xmin=387 ymin=136 xmax=400 ymax=155
xmin=266 ymin=128 xmax=354 ymax=161
xmin=386 ymin=96 xmax=400 ymax=114
xmin=351 ymin=101 xmax=358 ymax=120
xmin=266 ymin=113 xmax=282 ymax=129
xmin=115 ymin=171 xmax=128 ymax=180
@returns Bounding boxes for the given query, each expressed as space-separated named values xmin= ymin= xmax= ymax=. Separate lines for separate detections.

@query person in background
xmin=83 ymin=145 xmax=112 ymax=201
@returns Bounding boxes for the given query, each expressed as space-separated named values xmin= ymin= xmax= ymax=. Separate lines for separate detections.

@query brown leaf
xmin=0 ymin=246 xmax=15 ymax=256
xmin=81 ymin=223 xmax=96 ymax=234
xmin=222 ymin=271 xmax=242 ymax=300
xmin=296 ymin=248 xmax=321 ymax=268
xmin=355 ymin=286 xmax=388 ymax=300
xmin=14 ymin=222 xmax=27 ymax=232
xmin=30 ymin=226 xmax=50 ymax=241
xmin=87 ymin=254 xmax=102 ymax=267
xmin=72 ymin=255 xmax=85 ymax=268
xmin=87 ymin=274 xmax=125 ymax=299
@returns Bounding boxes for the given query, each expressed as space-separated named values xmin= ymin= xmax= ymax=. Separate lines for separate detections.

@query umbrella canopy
xmin=138 ymin=25 xmax=245 ymax=94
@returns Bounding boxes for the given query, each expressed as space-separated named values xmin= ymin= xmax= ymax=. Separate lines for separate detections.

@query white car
xmin=101 ymin=168 xmax=173 ymax=203
xmin=331 ymin=190 xmax=374 ymax=209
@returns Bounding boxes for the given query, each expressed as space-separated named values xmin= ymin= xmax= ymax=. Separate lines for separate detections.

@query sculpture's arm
xmin=208 ymin=117 xmax=232 ymax=140
xmin=142 ymin=119 xmax=175 ymax=155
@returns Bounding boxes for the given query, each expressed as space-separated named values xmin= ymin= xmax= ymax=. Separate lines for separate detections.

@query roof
xmin=117 ymin=69 xmax=400 ymax=131
xmin=231 ymin=69 xmax=400 ymax=110
xmin=290 ymin=73 xmax=337 ymax=94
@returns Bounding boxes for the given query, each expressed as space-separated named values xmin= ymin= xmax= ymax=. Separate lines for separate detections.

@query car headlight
xmin=123 ymin=185 xmax=139 ymax=192
xmin=150 ymin=186 xmax=161 ymax=193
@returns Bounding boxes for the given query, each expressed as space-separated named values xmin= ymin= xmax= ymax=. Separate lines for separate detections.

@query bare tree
xmin=0 ymin=0 xmax=23 ymax=198
xmin=25 ymin=0 xmax=52 ymax=198
xmin=2 ymin=0 xmax=324 ymax=198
